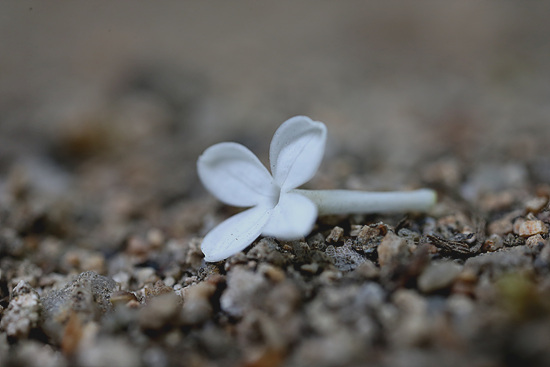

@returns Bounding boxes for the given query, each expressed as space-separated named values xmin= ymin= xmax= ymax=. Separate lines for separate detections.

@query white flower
xmin=197 ymin=116 xmax=327 ymax=262
xmin=197 ymin=115 xmax=438 ymax=262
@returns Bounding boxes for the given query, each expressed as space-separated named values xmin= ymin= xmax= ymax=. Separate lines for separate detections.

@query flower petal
xmin=270 ymin=116 xmax=327 ymax=191
xmin=261 ymin=192 xmax=317 ymax=240
xmin=201 ymin=206 xmax=272 ymax=262
xmin=198 ymin=142 xmax=277 ymax=207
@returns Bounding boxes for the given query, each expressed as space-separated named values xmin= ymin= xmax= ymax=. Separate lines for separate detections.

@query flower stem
xmin=291 ymin=188 xmax=437 ymax=215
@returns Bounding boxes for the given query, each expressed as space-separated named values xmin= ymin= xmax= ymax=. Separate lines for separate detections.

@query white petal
xmin=261 ymin=192 xmax=317 ymax=240
xmin=201 ymin=206 xmax=272 ymax=262
xmin=270 ymin=116 xmax=327 ymax=191
xmin=198 ymin=142 xmax=278 ymax=207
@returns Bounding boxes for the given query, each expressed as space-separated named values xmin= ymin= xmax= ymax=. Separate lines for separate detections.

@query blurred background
xmin=1 ymin=1 xmax=550 ymax=242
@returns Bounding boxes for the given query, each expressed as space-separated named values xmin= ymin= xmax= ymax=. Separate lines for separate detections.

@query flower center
xmin=266 ymin=183 xmax=281 ymax=208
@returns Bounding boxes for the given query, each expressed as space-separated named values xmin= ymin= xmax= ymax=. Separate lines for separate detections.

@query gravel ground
xmin=2 ymin=2 xmax=550 ymax=367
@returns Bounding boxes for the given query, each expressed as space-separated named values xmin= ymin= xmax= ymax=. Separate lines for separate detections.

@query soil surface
xmin=2 ymin=3 xmax=550 ymax=367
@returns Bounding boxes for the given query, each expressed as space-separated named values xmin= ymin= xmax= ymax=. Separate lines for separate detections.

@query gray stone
xmin=41 ymin=271 xmax=118 ymax=342
xmin=220 ymin=267 xmax=269 ymax=318
xmin=418 ymin=261 xmax=463 ymax=293
xmin=465 ymin=247 xmax=533 ymax=278
xmin=326 ymin=241 xmax=366 ymax=271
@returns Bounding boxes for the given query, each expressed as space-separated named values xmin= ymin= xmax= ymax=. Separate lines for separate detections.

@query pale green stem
xmin=291 ymin=188 xmax=437 ymax=215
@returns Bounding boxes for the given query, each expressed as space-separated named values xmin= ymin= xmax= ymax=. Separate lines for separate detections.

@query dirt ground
xmin=2 ymin=2 xmax=550 ymax=366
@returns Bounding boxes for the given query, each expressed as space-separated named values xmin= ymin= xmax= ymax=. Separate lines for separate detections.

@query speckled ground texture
xmin=2 ymin=2 xmax=550 ymax=367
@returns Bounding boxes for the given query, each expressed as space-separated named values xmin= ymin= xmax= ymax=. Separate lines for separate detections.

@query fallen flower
xmin=198 ymin=116 xmax=324 ymax=262
xmin=197 ymin=116 xmax=436 ymax=262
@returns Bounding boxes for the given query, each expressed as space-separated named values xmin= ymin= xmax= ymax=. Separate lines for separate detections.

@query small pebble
xmin=181 ymin=282 xmax=216 ymax=325
xmin=112 ymin=272 xmax=130 ymax=290
xmin=351 ymin=260 xmax=379 ymax=279
xmin=377 ymin=232 xmax=408 ymax=267
xmin=418 ymin=261 xmax=463 ymax=293
xmin=513 ymin=218 xmax=526 ymax=235
xmin=163 ymin=276 xmax=176 ymax=287
xmin=61 ymin=249 xmax=105 ymax=274
xmin=525 ymin=234 xmax=546 ymax=250
xmin=480 ymin=191 xmax=515 ymax=212
xmin=483 ymin=234 xmax=504 ymax=252
xmin=41 ymin=271 xmax=117 ymax=342
xmin=326 ymin=226 xmax=344 ymax=243
xmin=110 ymin=291 xmax=138 ymax=308
xmin=0 ymin=281 xmax=41 ymax=339
xmin=525 ymin=196 xmax=548 ymax=213
xmin=134 ymin=267 xmax=158 ymax=287
xmin=301 ymin=263 xmax=320 ymax=274
xmin=147 ymin=228 xmax=165 ymax=248
xmin=349 ymin=225 xmax=363 ymax=237
xmin=139 ymin=293 xmax=181 ymax=330
xmin=325 ymin=242 xmax=365 ymax=271
xmin=518 ymin=220 xmax=548 ymax=238
xmin=126 ymin=236 xmax=150 ymax=257
xmin=488 ymin=218 xmax=514 ymax=236
xmin=356 ymin=223 xmax=385 ymax=244
xmin=220 ymin=267 xmax=269 ymax=318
